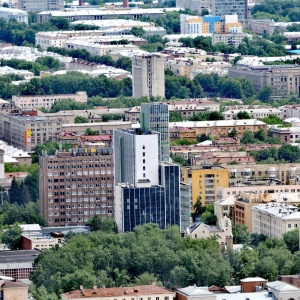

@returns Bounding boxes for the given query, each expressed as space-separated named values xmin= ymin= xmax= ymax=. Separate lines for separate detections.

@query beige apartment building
xmin=212 ymin=33 xmax=249 ymax=47
xmin=223 ymin=108 xmax=283 ymax=120
xmin=0 ymin=114 xmax=64 ymax=151
xmin=39 ymin=145 xmax=114 ymax=227
xmin=12 ymin=92 xmax=87 ymax=110
xmin=223 ymin=163 xmax=300 ymax=186
xmin=63 ymin=40 xmax=138 ymax=57
xmin=251 ymin=204 xmax=300 ymax=238
xmin=169 ymin=119 xmax=267 ymax=140
xmin=228 ymin=65 xmax=300 ymax=97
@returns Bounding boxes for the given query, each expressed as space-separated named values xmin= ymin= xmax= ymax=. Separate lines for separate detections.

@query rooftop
xmin=61 ymin=285 xmax=173 ymax=299
xmin=0 ymin=250 xmax=41 ymax=264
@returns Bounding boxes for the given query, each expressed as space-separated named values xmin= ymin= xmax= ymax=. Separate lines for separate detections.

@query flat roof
xmin=0 ymin=250 xmax=41 ymax=264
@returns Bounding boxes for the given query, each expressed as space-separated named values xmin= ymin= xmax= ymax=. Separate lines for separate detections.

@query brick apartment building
xmin=39 ymin=145 xmax=113 ymax=226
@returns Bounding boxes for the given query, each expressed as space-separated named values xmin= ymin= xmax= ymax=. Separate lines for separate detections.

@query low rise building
xmin=0 ymin=249 xmax=40 ymax=279
xmin=169 ymin=119 xmax=267 ymax=140
xmin=271 ymin=126 xmax=300 ymax=143
xmin=12 ymin=91 xmax=87 ymax=109
xmin=176 ymin=0 xmax=210 ymax=14
xmin=279 ymin=104 xmax=300 ymax=119
xmin=212 ymin=33 xmax=250 ymax=47
xmin=223 ymin=108 xmax=283 ymax=120
xmin=251 ymin=203 xmax=300 ymax=238
xmin=0 ymin=280 xmax=28 ymax=300
xmin=228 ymin=65 xmax=300 ymax=97
xmin=61 ymin=285 xmax=174 ymax=300
xmin=0 ymin=7 xmax=28 ymax=24
xmin=185 ymin=216 xmax=233 ymax=251
xmin=0 ymin=66 xmax=33 ymax=79
xmin=62 ymin=40 xmax=138 ymax=57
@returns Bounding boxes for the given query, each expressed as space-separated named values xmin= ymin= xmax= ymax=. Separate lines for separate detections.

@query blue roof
xmin=287 ymin=49 xmax=300 ymax=54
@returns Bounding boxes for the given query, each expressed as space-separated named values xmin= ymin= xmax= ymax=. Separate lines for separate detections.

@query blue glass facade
xmin=203 ymin=16 xmax=221 ymax=33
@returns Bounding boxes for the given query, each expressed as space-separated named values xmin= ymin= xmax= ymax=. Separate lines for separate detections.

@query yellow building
xmin=182 ymin=166 xmax=229 ymax=206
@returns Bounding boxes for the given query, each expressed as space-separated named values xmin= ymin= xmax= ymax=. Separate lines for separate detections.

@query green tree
xmin=2 ymin=224 xmax=22 ymax=250
xmin=254 ymin=256 xmax=278 ymax=281
xmin=115 ymin=57 xmax=132 ymax=72
xmin=191 ymin=196 xmax=205 ymax=221
xmin=263 ymin=114 xmax=283 ymax=125
xmin=228 ymin=128 xmax=238 ymax=138
xmin=258 ymin=86 xmax=273 ymax=103
xmin=133 ymin=272 xmax=162 ymax=286
xmin=278 ymin=144 xmax=300 ymax=162
xmin=74 ymin=116 xmax=88 ymax=123
xmin=86 ymin=216 xmax=117 ymax=233
xmin=232 ymin=224 xmax=251 ymax=245
xmin=241 ymin=131 xmax=255 ymax=144
xmin=254 ymin=128 xmax=266 ymax=141
xmin=169 ymin=111 xmax=183 ymax=122
xmin=130 ymin=26 xmax=145 ymax=37
xmin=283 ymin=229 xmax=299 ymax=254
xmin=236 ymin=111 xmax=251 ymax=119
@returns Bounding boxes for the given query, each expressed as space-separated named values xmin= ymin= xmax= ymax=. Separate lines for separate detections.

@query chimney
xmin=123 ymin=0 xmax=128 ymax=8
xmin=79 ymin=0 xmax=83 ymax=6
xmin=80 ymin=285 xmax=84 ymax=291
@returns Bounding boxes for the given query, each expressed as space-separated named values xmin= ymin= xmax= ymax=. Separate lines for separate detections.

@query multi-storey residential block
xmin=12 ymin=92 xmax=87 ymax=109
xmin=181 ymin=165 xmax=229 ymax=206
xmin=279 ymin=104 xmax=300 ymax=119
xmin=251 ymin=204 xmax=300 ymax=238
xmin=228 ymin=65 xmax=300 ymax=97
xmin=176 ymin=0 xmax=210 ymax=14
xmin=1 ymin=114 xmax=64 ymax=151
xmin=132 ymin=54 xmax=165 ymax=99
xmin=270 ymin=126 xmax=300 ymax=143
xmin=141 ymin=103 xmax=170 ymax=163
xmin=211 ymin=0 xmax=248 ymax=20
xmin=0 ymin=7 xmax=28 ymax=23
xmin=169 ymin=119 xmax=267 ymax=140
xmin=39 ymin=145 xmax=113 ymax=227
xmin=223 ymin=108 xmax=283 ymax=120
xmin=19 ymin=0 xmax=63 ymax=11
xmin=212 ymin=32 xmax=250 ymax=47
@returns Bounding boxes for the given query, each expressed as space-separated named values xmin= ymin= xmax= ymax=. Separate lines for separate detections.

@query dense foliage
xmin=251 ymin=0 xmax=300 ymax=21
xmin=241 ymin=129 xmax=281 ymax=145
xmin=29 ymin=223 xmax=300 ymax=300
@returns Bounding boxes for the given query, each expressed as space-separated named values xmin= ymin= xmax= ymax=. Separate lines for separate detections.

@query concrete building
xmin=0 ymin=280 xmax=28 ymax=300
xmin=141 ymin=103 xmax=170 ymax=163
xmin=176 ymin=0 xmax=210 ymax=14
xmin=132 ymin=55 xmax=165 ymax=99
xmin=169 ymin=119 xmax=267 ymax=140
xmin=185 ymin=216 xmax=233 ymax=251
xmin=251 ymin=203 xmax=300 ymax=238
xmin=228 ymin=65 xmax=300 ymax=97
xmin=12 ymin=91 xmax=87 ymax=109
xmin=279 ymin=104 xmax=300 ymax=119
xmin=176 ymin=286 xmax=216 ymax=300
xmin=0 ymin=114 xmax=65 ymax=151
xmin=113 ymin=129 xmax=180 ymax=232
xmin=211 ymin=0 xmax=247 ymax=20
xmin=223 ymin=108 xmax=283 ymax=120
xmin=0 ymin=249 xmax=40 ymax=279
xmin=0 ymin=7 xmax=28 ymax=24
xmin=61 ymin=285 xmax=174 ymax=300
xmin=271 ymin=126 xmax=300 ymax=143
xmin=63 ymin=40 xmax=138 ymax=56
xmin=37 ymin=8 xmax=179 ymax=23
xmin=39 ymin=145 xmax=113 ymax=227
xmin=212 ymin=33 xmax=249 ymax=47
xmin=18 ymin=0 xmax=63 ymax=11
xmin=181 ymin=165 xmax=229 ymax=206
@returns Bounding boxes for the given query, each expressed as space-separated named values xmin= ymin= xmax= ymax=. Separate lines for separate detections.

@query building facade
xmin=18 ymin=0 xmax=63 ymax=11
xmin=141 ymin=103 xmax=170 ymax=163
xmin=12 ymin=92 xmax=87 ymax=109
xmin=39 ymin=146 xmax=113 ymax=226
xmin=211 ymin=0 xmax=248 ymax=20
xmin=212 ymin=33 xmax=249 ymax=47
xmin=132 ymin=55 xmax=165 ymax=99
xmin=0 ymin=7 xmax=28 ymax=23
xmin=181 ymin=166 xmax=229 ymax=206
xmin=223 ymin=108 xmax=283 ymax=120
xmin=228 ymin=65 xmax=300 ymax=97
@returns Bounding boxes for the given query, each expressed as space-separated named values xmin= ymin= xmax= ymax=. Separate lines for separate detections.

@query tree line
xmin=29 ymin=222 xmax=300 ymax=300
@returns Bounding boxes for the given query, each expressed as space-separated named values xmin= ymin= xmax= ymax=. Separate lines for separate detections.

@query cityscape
xmin=1 ymin=0 xmax=300 ymax=299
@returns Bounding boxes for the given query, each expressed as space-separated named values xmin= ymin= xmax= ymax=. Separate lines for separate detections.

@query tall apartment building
xmin=113 ymin=129 xmax=180 ymax=232
xmin=181 ymin=166 xmax=229 ymax=206
xmin=228 ymin=65 xmax=300 ymax=97
xmin=176 ymin=0 xmax=210 ymax=14
xmin=211 ymin=0 xmax=248 ymax=20
xmin=18 ymin=0 xmax=63 ymax=11
xmin=141 ymin=103 xmax=170 ymax=163
xmin=39 ymin=145 xmax=113 ymax=226
xmin=12 ymin=92 xmax=87 ymax=110
xmin=132 ymin=55 xmax=165 ymax=99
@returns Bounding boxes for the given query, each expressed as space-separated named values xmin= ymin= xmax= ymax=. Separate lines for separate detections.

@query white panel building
xmin=0 ymin=7 xmax=28 ymax=24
